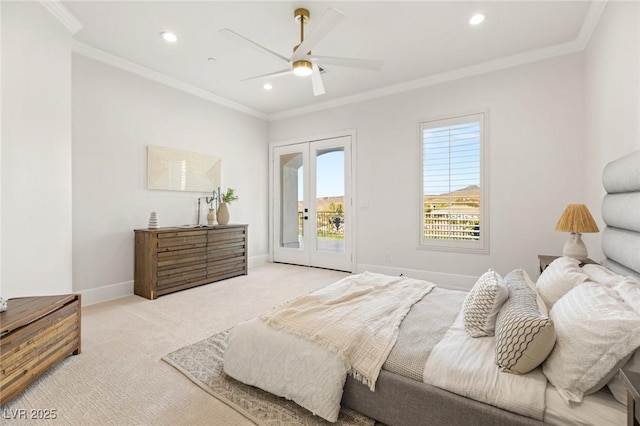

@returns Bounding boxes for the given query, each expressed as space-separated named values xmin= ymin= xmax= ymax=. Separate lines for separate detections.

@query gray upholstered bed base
xmin=342 ymin=370 xmax=545 ymax=426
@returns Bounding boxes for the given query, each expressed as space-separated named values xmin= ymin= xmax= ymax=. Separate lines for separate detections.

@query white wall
xmin=584 ymin=1 xmax=640 ymax=261
xmin=270 ymin=54 xmax=586 ymax=288
xmin=1 ymin=2 xmax=73 ymax=298
xmin=72 ymin=55 xmax=268 ymax=303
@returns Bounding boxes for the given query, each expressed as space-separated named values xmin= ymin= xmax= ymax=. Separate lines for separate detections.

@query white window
xmin=419 ymin=111 xmax=489 ymax=253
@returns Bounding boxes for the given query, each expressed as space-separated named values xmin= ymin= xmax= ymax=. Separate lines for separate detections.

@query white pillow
xmin=542 ymin=282 xmax=640 ymax=404
xmin=583 ymin=271 xmax=640 ymax=404
xmin=536 ymin=257 xmax=591 ymax=309
xmin=582 ymin=263 xmax=625 ymax=287
xmin=463 ymin=269 xmax=508 ymax=337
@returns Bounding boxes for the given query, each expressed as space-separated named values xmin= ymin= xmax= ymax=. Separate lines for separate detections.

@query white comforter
xmin=224 ymin=275 xmax=549 ymax=423
xmin=224 ymin=318 xmax=348 ymax=422
xmin=423 ymin=311 xmax=548 ymax=420
xmin=224 ymin=272 xmax=433 ymax=422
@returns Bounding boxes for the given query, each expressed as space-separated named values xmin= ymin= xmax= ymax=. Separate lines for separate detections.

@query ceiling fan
xmin=220 ymin=7 xmax=383 ymax=96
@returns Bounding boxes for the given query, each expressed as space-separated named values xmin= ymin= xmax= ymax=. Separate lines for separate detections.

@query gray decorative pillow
xmin=463 ymin=269 xmax=508 ymax=338
xmin=495 ymin=269 xmax=556 ymax=375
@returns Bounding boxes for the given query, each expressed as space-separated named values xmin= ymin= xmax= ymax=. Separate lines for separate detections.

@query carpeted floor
xmin=162 ymin=329 xmax=374 ymax=426
xmin=1 ymin=263 xmax=349 ymax=425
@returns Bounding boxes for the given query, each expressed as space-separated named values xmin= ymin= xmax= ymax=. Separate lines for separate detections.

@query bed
xmin=223 ymin=149 xmax=640 ymax=426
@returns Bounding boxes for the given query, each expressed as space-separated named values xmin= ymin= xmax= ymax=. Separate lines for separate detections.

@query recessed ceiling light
xmin=263 ymin=83 xmax=273 ymax=90
xmin=469 ymin=13 xmax=485 ymax=26
xmin=160 ymin=31 xmax=178 ymax=43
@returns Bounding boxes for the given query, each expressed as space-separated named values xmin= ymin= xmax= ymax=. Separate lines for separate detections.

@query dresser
xmin=1 ymin=294 xmax=81 ymax=405
xmin=134 ymin=225 xmax=248 ymax=299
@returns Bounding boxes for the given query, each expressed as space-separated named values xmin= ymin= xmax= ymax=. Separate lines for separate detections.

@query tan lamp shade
xmin=555 ymin=204 xmax=599 ymax=260
xmin=555 ymin=204 xmax=599 ymax=233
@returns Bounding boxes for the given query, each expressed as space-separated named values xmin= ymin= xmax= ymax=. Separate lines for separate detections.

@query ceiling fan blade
xmin=291 ymin=7 xmax=345 ymax=62
xmin=309 ymin=55 xmax=383 ymax=71
xmin=241 ymin=69 xmax=293 ymax=81
xmin=220 ymin=28 xmax=290 ymax=66
xmin=311 ymin=64 xmax=325 ymax=96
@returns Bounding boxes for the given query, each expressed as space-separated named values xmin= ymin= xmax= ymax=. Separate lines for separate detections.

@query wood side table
xmin=622 ymin=369 xmax=640 ymax=426
xmin=0 ymin=294 xmax=81 ymax=405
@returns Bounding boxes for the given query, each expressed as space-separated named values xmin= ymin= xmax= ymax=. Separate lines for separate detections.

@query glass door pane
xmin=315 ymin=148 xmax=345 ymax=253
xmin=279 ymin=152 xmax=304 ymax=249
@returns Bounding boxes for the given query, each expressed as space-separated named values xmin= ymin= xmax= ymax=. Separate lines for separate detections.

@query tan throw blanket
xmin=260 ymin=271 xmax=435 ymax=390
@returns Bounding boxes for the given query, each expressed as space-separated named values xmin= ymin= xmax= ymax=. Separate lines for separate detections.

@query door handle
xmin=304 ymin=216 xmax=309 ymax=220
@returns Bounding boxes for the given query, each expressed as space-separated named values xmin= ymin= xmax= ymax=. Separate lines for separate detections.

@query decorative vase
xmin=207 ymin=208 xmax=215 ymax=226
xmin=217 ymin=203 xmax=230 ymax=225
xmin=148 ymin=211 xmax=159 ymax=229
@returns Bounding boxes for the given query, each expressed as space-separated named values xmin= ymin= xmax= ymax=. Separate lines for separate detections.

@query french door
xmin=272 ymin=136 xmax=352 ymax=272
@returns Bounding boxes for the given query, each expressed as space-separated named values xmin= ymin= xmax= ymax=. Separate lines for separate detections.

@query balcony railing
xmin=424 ymin=213 xmax=480 ymax=241
xmin=298 ymin=211 xmax=345 ymax=238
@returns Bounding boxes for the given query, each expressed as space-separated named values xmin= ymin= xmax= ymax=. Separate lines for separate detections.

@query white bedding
xmin=225 ymin=272 xmax=433 ymax=422
xmin=423 ymin=311 xmax=548 ymax=420
xmin=224 ymin=318 xmax=348 ymax=422
xmin=544 ymin=385 xmax=625 ymax=425
xmin=260 ymin=271 xmax=434 ymax=391
xmin=223 ymin=277 xmax=627 ymax=425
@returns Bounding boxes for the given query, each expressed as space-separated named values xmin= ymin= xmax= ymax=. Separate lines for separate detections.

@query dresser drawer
xmin=157 ymin=232 xmax=207 ymax=251
xmin=157 ymin=246 xmax=208 ymax=268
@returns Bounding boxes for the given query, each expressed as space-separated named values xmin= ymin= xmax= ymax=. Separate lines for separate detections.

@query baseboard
xmin=79 ymin=256 xmax=268 ymax=306
xmin=78 ymin=280 xmax=134 ymax=306
xmin=248 ymin=254 xmax=269 ymax=268
xmin=356 ymin=263 xmax=476 ymax=292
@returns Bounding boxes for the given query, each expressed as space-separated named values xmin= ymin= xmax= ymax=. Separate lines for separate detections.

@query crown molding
xmin=72 ymin=41 xmax=268 ymax=121
xmin=39 ymin=0 xmax=83 ymax=35
xmin=575 ymin=0 xmax=608 ymax=49
xmin=269 ymin=39 xmax=584 ymax=121
xmin=64 ymin=1 xmax=607 ymax=123
xmin=269 ymin=2 xmax=608 ymax=121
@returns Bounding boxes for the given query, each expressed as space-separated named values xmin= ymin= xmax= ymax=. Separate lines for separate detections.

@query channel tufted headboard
xmin=600 ymin=149 xmax=640 ymax=279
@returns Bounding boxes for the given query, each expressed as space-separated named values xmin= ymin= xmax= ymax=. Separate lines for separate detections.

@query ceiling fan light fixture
xmin=160 ymin=31 xmax=178 ymax=43
xmin=469 ymin=13 xmax=486 ymax=26
xmin=292 ymin=60 xmax=313 ymax=77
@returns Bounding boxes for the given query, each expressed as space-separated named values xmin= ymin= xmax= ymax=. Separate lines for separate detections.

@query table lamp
xmin=555 ymin=204 xmax=599 ymax=261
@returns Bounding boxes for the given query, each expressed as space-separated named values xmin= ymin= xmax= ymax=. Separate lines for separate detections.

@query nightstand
xmin=538 ymin=255 xmax=596 ymax=273
xmin=622 ymin=369 xmax=640 ymax=426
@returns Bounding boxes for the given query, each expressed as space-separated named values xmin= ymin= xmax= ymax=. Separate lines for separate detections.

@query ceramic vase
xmin=207 ymin=208 xmax=215 ymax=226
xmin=148 ymin=211 xmax=159 ymax=229
xmin=217 ymin=203 xmax=230 ymax=225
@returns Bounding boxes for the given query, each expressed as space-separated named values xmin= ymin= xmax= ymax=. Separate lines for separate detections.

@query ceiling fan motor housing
xmin=294 ymin=8 xmax=310 ymax=23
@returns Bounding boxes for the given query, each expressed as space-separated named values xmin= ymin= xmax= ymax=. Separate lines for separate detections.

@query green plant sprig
xmin=219 ymin=188 xmax=238 ymax=204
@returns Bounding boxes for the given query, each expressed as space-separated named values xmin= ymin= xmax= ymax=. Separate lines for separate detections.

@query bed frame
xmin=342 ymin=370 xmax=543 ymax=425
xmin=342 ymin=148 xmax=640 ymax=426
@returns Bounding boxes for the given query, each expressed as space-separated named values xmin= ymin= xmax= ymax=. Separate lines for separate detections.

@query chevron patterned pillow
xmin=495 ymin=269 xmax=556 ymax=374
xmin=463 ymin=269 xmax=508 ymax=338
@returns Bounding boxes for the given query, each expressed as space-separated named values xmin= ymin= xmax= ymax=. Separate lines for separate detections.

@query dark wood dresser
xmin=134 ymin=225 xmax=248 ymax=299
xmin=1 ymin=294 xmax=81 ymax=405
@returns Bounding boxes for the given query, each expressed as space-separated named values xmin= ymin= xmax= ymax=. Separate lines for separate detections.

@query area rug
xmin=162 ymin=329 xmax=375 ymax=426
